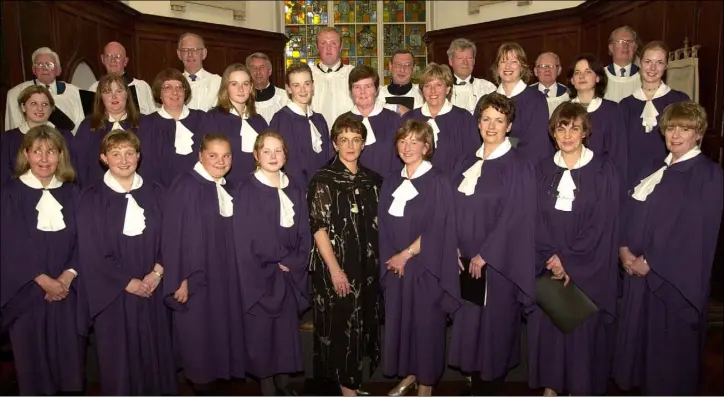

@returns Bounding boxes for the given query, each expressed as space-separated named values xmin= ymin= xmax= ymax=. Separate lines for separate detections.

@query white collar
xmin=454 ymin=74 xmax=473 ymax=84
xmin=194 ymin=161 xmax=226 ymax=185
xmin=571 ymin=96 xmax=603 ymax=113
xmin=19 ymin=169 xmax=63 ymax=189
xmin=194 ymin=162 xmax=233 ymax=217
xmin=351 ymin=103 xmax=384 ymax=118
xmin=475 ymin=138 xmax=512 ymax=161
xmin=421 ymin=99 xmax=453 ymax=117
xmin=632 ymin=146 xmax=701 ymax=201
xmin=230 ymin=106 xmax=250 ymax=119
xmin=184 ymin=68 xmax=208 ymax=80
xmin=552 ymin=147 xmax=593 ymax=212
xmin=553 ymin=146 xmax=594 ymax=170
xmin=254 ymin=169 xmax=295 ymax=228
xmin=103 ymin=170 xmax=143 ymax=193
xmin=496 ymin=80 xmax=527 ymax=98
xmin=19 ymin=120 xmax=55 ymax=134
xmin=286 ymin=101 xmax=314 ymax=118
xmin=103 ymin=171 xmax=146 ymax=236
xmin=401 ymin=160 xmax=432 ymax=180
xmin=632 ymin=82 xmax=671 ymax=101
xmin=107 ymin=113 xmax=128 ymax=123
xmin=612 ymin=63 xmax=633 ymax=76
xmin=158 ymin=105 xmax=190 ymax=120
xmin=321 ymin=60 xmax=342 ymax=72
xmin=254 ymin=169 xmax=289 ymax=189
xmin=36 ymin=80 xmax=57 ymax=94
xmin=457 ymin=139 xmax=512 ymax=196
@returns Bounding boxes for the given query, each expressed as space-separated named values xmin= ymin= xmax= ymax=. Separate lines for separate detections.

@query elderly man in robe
xmin=604 ymin=26 xmax=642 ymax=102
xmin=89 ymin=41 xmax=156 ymax=115
xmin=5 ymin=47 xmax=84 ymax=133
xmin=177 ymin=32 xmax=222 ymax=111
xmin=531 ymin=51 xmax=570 ymax=117
xmin=448 ymin=38 xmax=496 ymax=114
xmin=376 ymin=49 xmax=424 ymax=116
xmin=311 ymin=27 xmax=354 ymax=129
xmin=247 ymin=52 xmax=288 ymax=123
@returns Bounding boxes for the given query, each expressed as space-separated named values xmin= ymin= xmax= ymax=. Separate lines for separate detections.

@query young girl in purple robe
xmin=233 ymin=131 xmax=310 ymax=396
xmin=161 ymin=133 xmax=245 ymax=394
xmin=527 ymin=102 xmax=620 ymax=396
xmin=202 ymin=63 xmax=269 ymax=187
xmin=1 ymin=125 xmax=85 ymax=395
xmin=615 ymin=101 xmax=723 ymax=395
xmin=378 ymin=119 xmax=461 ymax=396
xmin=76 ymin=129 xmax=177 ymax=395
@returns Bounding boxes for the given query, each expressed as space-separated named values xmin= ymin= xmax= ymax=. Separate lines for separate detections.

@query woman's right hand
xmin=35 ymin=274 xmax=69 ymax=302
xmin=125 ymin=278 xmax=151 ymax=298
xmin=330 ymin=269 xmax=351 ymax=297
xmin=174 ymin=279 xmax=189 ymax=303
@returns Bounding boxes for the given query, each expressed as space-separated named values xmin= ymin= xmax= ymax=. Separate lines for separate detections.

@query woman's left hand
xmin=470 ymin=255 xmax=486 ymax=279
xmin=386 ymin=251 xmax=411 ymax=277
xmin=278 ymin=264 xmax=290 ymax=272
xmin=629 ymin=256 xmax=650 ymax=276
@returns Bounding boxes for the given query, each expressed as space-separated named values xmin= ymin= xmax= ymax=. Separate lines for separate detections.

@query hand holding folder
xmin=535 ymin=271 xmax=599 ymax=334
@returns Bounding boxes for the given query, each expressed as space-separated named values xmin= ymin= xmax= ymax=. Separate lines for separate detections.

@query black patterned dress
xmin=308 ymin=157 xmax=383 ymax=389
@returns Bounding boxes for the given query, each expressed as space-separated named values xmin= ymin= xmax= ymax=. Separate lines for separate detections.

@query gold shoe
xmin=299 ymin=320 xmax=314 ymax=331
xmin=388 ymin=381 xmax=417 ymax=396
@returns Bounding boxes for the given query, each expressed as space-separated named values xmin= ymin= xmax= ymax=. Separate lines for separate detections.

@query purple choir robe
xmin=202 ymin=108 xmax=269 ymax=187
xmin=448 ymin=149 xmax=536 ymax=380
xmin=137 ymin=109 xmax=205 ymax=188
xmin=270 ymin=106 xmax=334 ymax=188
xmin=527 ymin=154 xmax=620 ymax=395
xmin=404 ymin=106 xmax=479 ymax=177
xmin=76 ymin=178 xmax=177 ymax=395
xmin=378 ymin=166 xmax=461 ymax=385
xmin=339 ymin=109 xmax=403 ymax=178
xmin=619 ymin=89 xmax=689 ymax=189
xmin=232 ymin=175 xmax=310 ymax=378
xmin=0 ymin=127 xmax=73 ymax=186
xmin=613 ymin=154 xmax=723 ymax=395
xmin=72 ymin=118 xmax=137 ymax=188
xmin=586 ymin=99 xmax=628 ymax=188
xmin=160 ymin=170 xmax=245 ymax=383
xmin=504 ymin=87 xmax=554 ymax=164
xmin=0 ymin=180 xmax=85 ymax=395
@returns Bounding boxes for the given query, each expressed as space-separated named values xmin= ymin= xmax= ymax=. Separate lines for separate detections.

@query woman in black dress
xmin=308 ymin=114 xmax=383 ymax=396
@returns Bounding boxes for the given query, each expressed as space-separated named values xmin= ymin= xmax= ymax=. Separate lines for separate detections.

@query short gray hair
xmin=536 ymin=51 xmax=561 ymax=66
xmin=178 ymin=32 xmax=206 ymax=49
xmin=608 ymin=26 xmax=638 ymax=43
xmin=32 ymin=47 xmax=61 ymax=68
xmin=246 ymin=52 xmax=272 ymax=70
xmin=447 ymin=38 xmax=477 ymax=59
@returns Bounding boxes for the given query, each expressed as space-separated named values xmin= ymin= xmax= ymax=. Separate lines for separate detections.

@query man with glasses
xmin=4 ymin=47 xmax=84 ymax=133
xmin=377 ymin=49 xmax=424 ymax=116
xmin=447 ymin=38 xmax=496 ymax=114
xmin=89 ymin=41 xmax=156 ymax=115
xmin=246 ymin=52 xmax=288 ymax=123
xmin=604 ymin=26 xmax=642 ymax=102
xmin=177 ymin=32 xmax=222 ymax=111
xmin=531 ymin=52 xmax=570 ymax=117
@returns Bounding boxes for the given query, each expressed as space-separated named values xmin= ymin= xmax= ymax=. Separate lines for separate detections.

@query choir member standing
xmin=234 ymin=132 xmax=310 ymax=396
xmin=619 ymin=41 xmax=689 ymax=189
xmin=137 ymin=68 xmax=203 ymax=187
xmin=447 ymin=38 xmax=496 ymax=114
xmin=567 ymin=54 xmax=628 ymax=187
xmin=203 ymin=63 xmax=269 ymax=187
xmin=1 ymin=126 xmax=85 ymax=396
xmin=531 ymin=52 xmax=570 ymax=117
xmin=161 ymin=134 xmax=245 ymax=394
xmin=311 ymin=27 xmax=355 ymax=129
xmin=377 ymin=49 xmax=424 ymax=115
xmin=270 ymin=63 xmax=332 ymax=188
xmin=614 ymin=102 xmax=723 ymax=395
xmin=178 ymin=32 xmax=222 ymax=111
xmin=89 ymin=41 xmax=156 ymax=115
xmin=1 ymin=85 xmax=71 ymax=186
xmin=5 ymin=47 xmax=85 ymax=133
xmin=72 ymin=74 xmax=140 ymax=188
xmin=378 ymin=119 xmax=461 ymax=397
xmin=338 ymin=65 xmax=402 ymax=177
xmin=403 ymin=63 xmax=479 ymax=177
xmin=76 ymin=130 xmax=177 ymax=395
xmin=308 ymin=115 xmax=383 ymax=396
xmin=604 ymin=26 xmax=641 ymax=103
xmin=247 ymin=52 xmax=288 ymax=123
xmin=492 ymin=43 xmax=554 ymax=164
xmin=448 ymin=94 xmax=536 ymax=396
xmin=526 ymin=103 xmax=620 ymax=396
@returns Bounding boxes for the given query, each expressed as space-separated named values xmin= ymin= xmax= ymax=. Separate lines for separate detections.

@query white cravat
xmin=107 ymin=113 xmax=128 ymax=131
xmin=632 ymin=83 xmax=671 ymax=133
xmin=552 ymin=147 xmax=594 ymax=211
xmin=19 ymin=170 xmax=65 ymax=232
xmin=351 ymin=103 xmax=384 ymax=145
xmin=254 ymin=169 xmax=295 ymax=227
xmin=231 ymin=107 xmax=259 ymax=153
xmin=287 ymin=102 xmax=322 ymax=153
xmin=457 ymin=138 xmax=512 ymax=196
xmin=103 ymin=171 xmax=146 ymax=236
xmin=632 ymin=147 xmax=701 ymax=201
xmin=421 ymin=100 xmax=453 ymax=146
xmin=194 ymin=162 xmax=233 ymax=217
xmin=19 ymin=120 xmax=55 ymax=134
xmin=158 ymin=106 xmax=194 ymax=155
xmin=571 ymin=96 xmax=603 ymax=113
xmin=388 ymin=160 xmax=432 ymax=217
xmin=496 ymin=80 xmax=527 ymax=98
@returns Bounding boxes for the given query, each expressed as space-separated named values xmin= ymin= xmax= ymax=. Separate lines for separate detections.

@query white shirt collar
xmin=321 ymin=60 xmax=342 ymax=72
xmin=19 ymin=120 xmax=55 ymax=134
xmin=20 ymin=170 xmax=66 ymax=232
xmin=184 ymin=68 xmax=209 ymax=80
xmin=457 ymin=139 xmax=512 ymax=196
xmin=103 ymin=171 xmax=146 ymax=236
xmin=454 ymin=74 xmax=473 ymax=84
xmin=553 ymin=146 xmax=594 ymax=170
xmin=19 ymin=169 xmax=63 ymax=189
xmin=401 ymin=160 xmax=432 ymax=180
xmin=158 ymin=105 xmax=190 ymax=120
xmin=571 ymin=96 xmax=603 ymax=113
xmin=351 ymin=103 xmax=384 ymax=118
xmin=286 ymin=101 xmax=314 ymax=117
xmin=254 ymin=169 xmax=295 ymax=227
xmin=103 ymin=170 xmax=143 ymax=193
xmin=230 ymin=106 xmax=250 ymax=119
xmin=194 ymin=162 xmax=233 ymax=217
xmin=421 ymin=99 xmax=453 ymax=117
xmin=632 ymin=82 xmax=671 ymax=101
xmin=632 ymin=146 xmax=701 ymax=201
xmin=613 ymin=63 xmax=633 ymax=77
xmin=496 ymin=80 xmax=527 ymax=98
xmin=538 ymin=82 xmax=557 ymax=97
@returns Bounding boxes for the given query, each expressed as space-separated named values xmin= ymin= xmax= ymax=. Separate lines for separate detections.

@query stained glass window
xmin=284 ymin=1 xmax=427 ymax=85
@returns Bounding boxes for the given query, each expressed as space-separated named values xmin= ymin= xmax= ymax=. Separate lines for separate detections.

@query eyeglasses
xmin=393 ymin=62 xmax=413 ymax=70
xmin=162 ymin=85 xmax=185 ymax=93
xmin=337 ymin=137 xmax=364 ymax=147
xmin=178 ymin=47 xmax=204 ymax=55
xmin=611 ymin=39 xmax=635 ymax=47
xmin=102 ymin=54 xmax=125 ymax=62
xmin=535 ymin=64 xmax=558 ymax=70
xmin=33 ymin=62 xmax=56 ymax=70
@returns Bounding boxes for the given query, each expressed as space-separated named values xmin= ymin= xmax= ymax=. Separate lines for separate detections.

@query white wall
xmin=125 ymin=0 xmax=281 ymax=32
xmin=431 ymin=0 xmax=584 ymax=30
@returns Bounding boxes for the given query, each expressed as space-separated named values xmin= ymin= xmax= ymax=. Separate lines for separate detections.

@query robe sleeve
xmin=136 ymin=116 xmax=160 ymax=186
xmin=610 ymin=103 xmax=629 ymax=192
xmin=307 ymin=178 xmax=332 ymax=236
xmin=645 ymin=165 xmax=723 ymax=327
xmin=281 ymin=186 xmax=311 ymax=313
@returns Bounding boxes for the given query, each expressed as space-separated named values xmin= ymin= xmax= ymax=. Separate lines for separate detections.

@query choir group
xmin=1 ymin=25 xmax=722 ymax=397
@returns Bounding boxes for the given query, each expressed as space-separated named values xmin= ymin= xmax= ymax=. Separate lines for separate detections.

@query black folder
xmin=459 ymin=257 xmax=487 ymax=307
xmin=535 ymin=272 xmax=598 ymax=334
xmin=385 ymin=95 xmax=415 ymax=111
